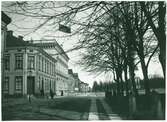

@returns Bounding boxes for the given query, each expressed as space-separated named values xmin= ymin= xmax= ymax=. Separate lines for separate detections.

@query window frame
xmin=27 ymin=55 xmax=35 ymax=70
xmin=15 ymin=76 xmax=23 ymax=94
xmin=4 ymin=54 xmax=10 ymax=70
xmin=15 ymin=54 xmax=23 ymax=70
xmin=3 ymin=77 xmax=9 ymax=93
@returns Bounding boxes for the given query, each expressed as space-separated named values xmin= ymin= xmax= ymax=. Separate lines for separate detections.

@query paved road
xmin=88 ymin=97 xmax=122 ymax=120
xmin=88 ymin=98 xmax=99 ymax=120
xmin=3 ymin=93 xmax=122 ymax=120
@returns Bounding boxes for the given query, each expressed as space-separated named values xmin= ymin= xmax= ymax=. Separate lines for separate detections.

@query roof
xmin=80 ymin=81 xmax=89 ymax=86
xmin=32 ymin=39 xmax=69 ymax=60
xmin=6 ymin=32 xmax=57 ymax=63
xmin=2 ymin=11 xmax=11 ymax=25
xmin=6 ymin=31 xmax=33 ymax=48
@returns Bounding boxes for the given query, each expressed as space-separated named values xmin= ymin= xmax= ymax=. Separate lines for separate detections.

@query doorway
xmin=27 ymin=76 xmax=35 ymax=94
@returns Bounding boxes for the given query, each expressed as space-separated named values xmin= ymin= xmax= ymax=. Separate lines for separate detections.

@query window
xmin=3 ymin=77 xmax=9 ymax=92
xmin=47 ymin=61 xmax=49 ymax=74
xmin=44 ymin=78 xmax=50 ymax=92
xmin=28 ymin=55 xmax=35 ymax=69
xmin=29 ymin=49 xmax=33 ymax=52
xmin=37 ymin=76 xmax=40 ymax=89
xmin=45 ymin=59 xmax=47 ymax=73
xmin=52 ymin=63 xmax=54 ymax=75
xmin=15 ymin=54 xmax=23 ymax=69
xmin=42 ymin=57 xmax=44 ymax=72
xmin=39 ymin=56 xmax=41 ymax=71
xmin=15 ymin=76 xmax=23 ymax=93
xmin=4 ymin=55 xmax=10 ymax=70
xmin=50 ymin=62 xmax=52 ymax=75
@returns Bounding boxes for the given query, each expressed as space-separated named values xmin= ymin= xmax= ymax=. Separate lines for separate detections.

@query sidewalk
xmin=88 ymin=98 xmax=122 ymax=120
xmin=88 ymin=98 xmax=99 ymax=120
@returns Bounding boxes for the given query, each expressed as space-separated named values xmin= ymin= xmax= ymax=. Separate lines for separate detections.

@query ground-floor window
xmin=3 ymin=77 xmax=9 ymax=93
xmin=15 ymin=76 xmax=23 ymax=94
xmin=44 ymin=78 xmax=50 ymax=93
xmin=37 ymin=76 xmax=40 ymax=90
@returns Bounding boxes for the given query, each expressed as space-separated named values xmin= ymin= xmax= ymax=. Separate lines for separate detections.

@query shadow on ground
xmin=2 ymin=97 xmax=91 ymax=120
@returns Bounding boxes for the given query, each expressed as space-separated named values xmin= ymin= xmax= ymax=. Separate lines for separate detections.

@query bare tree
xmin=2 ymin=1 xmax=163 ymax=95
xmin=140 ymin=2 xmax=166 ymax=78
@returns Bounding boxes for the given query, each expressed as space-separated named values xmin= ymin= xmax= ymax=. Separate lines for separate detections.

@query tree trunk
xmin=118 ymin=71 xmax=124 ymax=96
xmin=116 ymin=70 xmax=121 ymax=96
xmin=140 ymin=57 xmax=150 ymax=94
xmin=140 ymin=2 xmax=166 ymax=78
xmin=158 ymin=2 xmax=166 ymax=78
xmin=124 ymin=64 xmax=129 ymax=96
xmin=129 ymin=64 xmax=138 ymax=96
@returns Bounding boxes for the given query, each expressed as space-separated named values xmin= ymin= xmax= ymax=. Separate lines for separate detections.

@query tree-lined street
xmin=2 ymin=1 xmax=165 ymax=120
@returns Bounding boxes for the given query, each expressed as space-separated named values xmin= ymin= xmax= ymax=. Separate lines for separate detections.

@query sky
xmin=1 ymin=1 xmax=164 ymax=87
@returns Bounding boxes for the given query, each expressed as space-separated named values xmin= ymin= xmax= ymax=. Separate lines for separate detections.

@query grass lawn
xmin=48 ymin=97 xmax=91 ymax=113
xmin=105 ymin=97 xmax=129 ymax=119
xmin=2 ymin=96 xmax=91 ymax=120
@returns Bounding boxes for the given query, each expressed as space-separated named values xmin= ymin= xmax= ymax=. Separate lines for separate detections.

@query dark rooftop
xmin=6 ymin=31 xmax=33 ymax=48
xmin=2 ymin=11 xmax=11 ymax=25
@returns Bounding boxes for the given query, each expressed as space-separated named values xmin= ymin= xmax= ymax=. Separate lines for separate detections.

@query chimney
xmin=7 ymin=30 xmax=13 ymax=36
xmin=18 ymin=35 xmax=23 ymax=40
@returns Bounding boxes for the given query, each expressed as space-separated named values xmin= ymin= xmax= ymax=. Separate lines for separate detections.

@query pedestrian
xmin=40 ymin=89 xmax=44 ymax=96
xmin=27 ymin=94 xmax=31 ymax=103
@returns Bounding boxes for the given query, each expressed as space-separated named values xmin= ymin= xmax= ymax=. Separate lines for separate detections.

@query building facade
xmin=33 ymin=40 xmax=69 ymax=96
xmin=3 ymin=31 xmax=69 ymax=96
xmin=1 ymin=12 xmax=11 ymax=53
xmin=68 ymin=69 xmax=76 ymax=93
xmin=1 ymin=12 xmax=11 ymax=96
xmin=79 ymin=82 xmax=89 ymax=92
xmin=73 ymin=73 xmax=80 ymax=92
xmin=67 ymin=69 xmax=80 ymax=92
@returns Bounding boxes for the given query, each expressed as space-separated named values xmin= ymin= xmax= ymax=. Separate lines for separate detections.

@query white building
xmin=3 ymin=31 xmax=69 ymax=96
xmin=68 ymin=69 xmax=80 ymax=93
xmin=33 ymin=40 xmax=69 ymax=96
xmin=79 ymin=82 xmax=89 ymax=92
xmin=1 ymin=12 xmax=11 ymax=96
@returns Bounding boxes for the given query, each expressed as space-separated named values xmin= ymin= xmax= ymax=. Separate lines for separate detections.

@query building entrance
xmin=27 ymin=76 xmax=35 ymax=94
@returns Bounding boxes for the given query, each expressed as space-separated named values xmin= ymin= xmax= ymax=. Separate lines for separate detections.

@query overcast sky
xmin=2 ymin=1 xmax=164 ymax=87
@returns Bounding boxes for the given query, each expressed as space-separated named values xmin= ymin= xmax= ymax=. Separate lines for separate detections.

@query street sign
xmin=59 ymin=24 xmax=71 ymax=33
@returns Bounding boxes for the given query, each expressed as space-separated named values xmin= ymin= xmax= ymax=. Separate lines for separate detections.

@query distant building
xmin=79 ymin=82 xmax=89 ymax=92
xmin=3 ymin=31 xmax=69 ymax=96
xmin=73 ymin=73 xmax=80 ymax=92
xmin=68 ymin=69 xmax=76 ymax=93
xmin=67 ymin=69 xmax=81 ymax=93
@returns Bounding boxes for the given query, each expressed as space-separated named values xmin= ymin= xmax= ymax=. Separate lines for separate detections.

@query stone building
xmin=73 ymin=73 xmax=80 ymax=92
xmin=68 ymin=69 xmax=76 ymax=93
xmin=67 ymin=69 xmax=80 ymax=93
xmin=1 ymin=12 xmax=11 ymax=96
xmin=1 ymin=11 xmax=11 ymax=54
xmin=3 ymin=31 xmax=69 ymax=96
xmin=33 ymin=40 xmax=69 ymax=96
xmin=79 ymin=82 xmax=89 ymax=92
